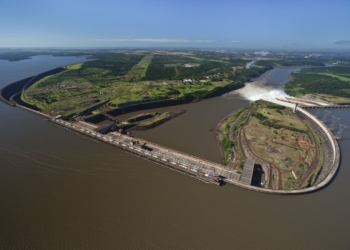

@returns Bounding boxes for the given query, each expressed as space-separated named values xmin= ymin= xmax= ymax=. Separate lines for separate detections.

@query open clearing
xmin=217 ymin=100 xmax=323 ymax=190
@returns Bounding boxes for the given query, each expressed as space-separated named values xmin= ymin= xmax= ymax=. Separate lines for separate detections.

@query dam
xmin=49 ymin=117 xmax=239 ymax=186
xmin=45 ymin=102 xmax=340 ymax=194
xmin=1 ymin=57 xmax=349 ymax=249
xmin=0 ymin=79 xmax=341 ymax=193
xmin=0 ymin=64 xmax=341 ymax=194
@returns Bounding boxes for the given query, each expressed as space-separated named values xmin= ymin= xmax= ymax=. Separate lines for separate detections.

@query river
xmin=0 ymin=56 xmax=349 ymax=249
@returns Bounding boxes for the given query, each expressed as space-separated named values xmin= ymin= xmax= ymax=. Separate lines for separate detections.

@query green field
xmin=286 ymin=66 xmax=350 ymax=98
xmin=65 ymin=63 xmax=83 ymax=70
xmin=218 ymin=100 xmax=323 ymax=189
xmin=138 ymin=112 xmax=170 ymax=126
xmin=318 ymin=73 xmax=350 ymax=82
xmin=124 ymin=54 xmax=154 ymax=81
xmin=313 ymin=93 xmax=350 ymax=103
xmin=22 ymin=51 xmax=272 ymax=117
xmin=22 ymin=50 xmax=337 ymax=117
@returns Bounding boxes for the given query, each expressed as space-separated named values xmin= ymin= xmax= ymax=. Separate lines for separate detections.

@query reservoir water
xmin=0 ymin=56 xmax=349 ymax=249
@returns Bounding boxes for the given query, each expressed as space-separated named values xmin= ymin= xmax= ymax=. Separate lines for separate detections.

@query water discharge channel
xmin=0 ymin=57 xmax=349 ymax=249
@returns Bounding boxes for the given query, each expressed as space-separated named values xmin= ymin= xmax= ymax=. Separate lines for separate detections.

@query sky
xmin=1 ymin=0 xmax=350 ymax=50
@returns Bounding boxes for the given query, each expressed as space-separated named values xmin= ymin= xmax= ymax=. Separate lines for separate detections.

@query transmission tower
xmin=335 ymin=124 xmax=348 ymax=140
xmin=330 ymin=116 xmax=340 ymax=131
xmin=322 ymin=110 xmax=331 ymax=123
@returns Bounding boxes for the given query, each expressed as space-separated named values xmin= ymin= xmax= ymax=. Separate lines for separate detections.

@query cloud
xmin=231 ymin=40 xmax=240 ymax=43
xmin=93 ymin=38 xmax=216 ymax=43
xmin=334 ymin=40 xmax=350 ymax=45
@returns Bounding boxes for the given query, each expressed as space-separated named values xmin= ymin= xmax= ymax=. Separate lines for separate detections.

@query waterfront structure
xmin=44 ymin=103 xmax=340 ymax=194
xmin=0 ymin=67 xmax=343 ymax=194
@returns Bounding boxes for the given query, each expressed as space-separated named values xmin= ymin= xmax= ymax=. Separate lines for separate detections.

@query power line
xmin=335 ymin=124 xmax=348 ymax=140
xmin=330 ymin=116 xmax=340 ymax=131
xmin=322 ymin=110 xmax=331 ymax=123
xmin=315 ymin=108 xmax=322 ymax=118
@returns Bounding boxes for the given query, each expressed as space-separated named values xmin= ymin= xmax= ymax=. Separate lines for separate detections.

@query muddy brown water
xmin=0 ymin=57 xmax=349 ymax=249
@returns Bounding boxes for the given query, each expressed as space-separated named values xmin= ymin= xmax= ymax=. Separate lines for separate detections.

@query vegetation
xmin=22 ymin=51 xmax=272 ymax=117
xmin=217 ymin=100 xmax=322 ymax=189
xmin=286 ymin=66 xmax=350 ymax=97
xmin=125 ymin=54 xmax=154 ymax=81
xmin=20 ymin=50 xmax=336 ymax=118
xmin=138 ymin=112 xmax=170 ymax=126
xmin=221 ymin=135 xmax=233 ymax=163
xmin=312 ymin=93 xmax=350 ymax=103
xmin=65 ymin=63 xmax=83 ymax=70
xmin=217 ymin=106 xmax=249 ymax=165
xmin=119 ymin=111 xmax=177 ymax=130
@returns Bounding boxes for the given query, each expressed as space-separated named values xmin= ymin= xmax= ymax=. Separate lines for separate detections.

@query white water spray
xmin=242 ymin=86 xmax=289 ymax=101
xmin=226 ymin=76 xmax=289 ymax=101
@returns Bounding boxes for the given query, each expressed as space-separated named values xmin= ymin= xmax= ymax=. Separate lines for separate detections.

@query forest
xmin=286 ymin=66 xmax=350 ymax=97
xmin=22 ymin=50 xmax=335 ymax=117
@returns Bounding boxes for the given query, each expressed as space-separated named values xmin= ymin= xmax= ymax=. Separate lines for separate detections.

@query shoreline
xmin=0 ymin=67 xmax=67 ymax=107
xmin=0 ymin=64 xmax=275 ymax=119
xmin=128 ymin=110 xmax=186 ymax=131
xmin=45 ymin=109 xmax=339 ymax=195
xmin=7 ymin=93 xmax=341 ymax=194
xmin=0 ymin=65 xmax=341 ymax=194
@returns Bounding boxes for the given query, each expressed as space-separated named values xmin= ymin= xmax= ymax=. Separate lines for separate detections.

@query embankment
xmin=84 ymin=81 xmax=245 ymax=124
xmin=128 ymin=110 xmax=186 ymax=131
xmin=0 ymin=63 xmax=261 ymax=120
xmin=84 ymin=99 xmax=188 ymax=124
xmin=48 ymin=118 xmax=220 ymax=186
xmin=0 ymin=67 xmax=66 ymax=106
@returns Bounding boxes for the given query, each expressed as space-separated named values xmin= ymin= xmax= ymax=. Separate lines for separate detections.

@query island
xmin=216 ymin=100 xmax=326 ymax=190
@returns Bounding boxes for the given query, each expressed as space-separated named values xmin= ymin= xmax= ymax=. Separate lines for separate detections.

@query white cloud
xmin=231 ymin=40 xmax=240 ymax=43
xmin=92 ymin=38 xmax=216 ymax=43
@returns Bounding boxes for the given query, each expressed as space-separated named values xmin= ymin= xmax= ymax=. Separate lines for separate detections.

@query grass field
xmin=318 ymin=73 xmax=350 ymax=82
xmin=65 ymin=63 xmax=83 ymax=70
xmin=21 ymin=50 xmax=297 ymax=117
xmin=22 ymin=51 xmax=255 ymax=117
xmin=257 ymin=107 xmax=309 ymax=133
xmin=219 ymin=100 xmax=322 ymax=190
xmin=250 ymin=102 xmax=321 ymax=189
xmin=218 ymin=107 xmax=249 ymax=165
xmin=138 ymin=112 xmax=170 ymax=126
xmin=314 ymin=93 xmax=350 ymax=103
xmin=286 ymin=66 xmax=350 ymax=98
xmin=125 ymin=54 xmax=154 ymax=81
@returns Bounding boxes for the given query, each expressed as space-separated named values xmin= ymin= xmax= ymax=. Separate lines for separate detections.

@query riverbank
xmin=214 ymin=100 xmax=329 ymax=189
xmin=2 ymin=56 xmax=350 ymax=250
xmin=0 ymin=63 xmax=341 ymax=194
xmin=0 ymin=67 xmax=67 ymax=106
xmin=0 ymin=63 xmax=274 ymax=119
xmin=41 ymin=106 xmax=340 ymax=195
xmin=128 ymin=110 xmax=186 ymax=131
xmin=48 ymin=117 xmax=223 ymax=185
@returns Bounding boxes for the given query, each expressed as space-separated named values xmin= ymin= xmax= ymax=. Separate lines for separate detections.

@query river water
xmin=0 ymin=56 xmax=349 ymax=250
